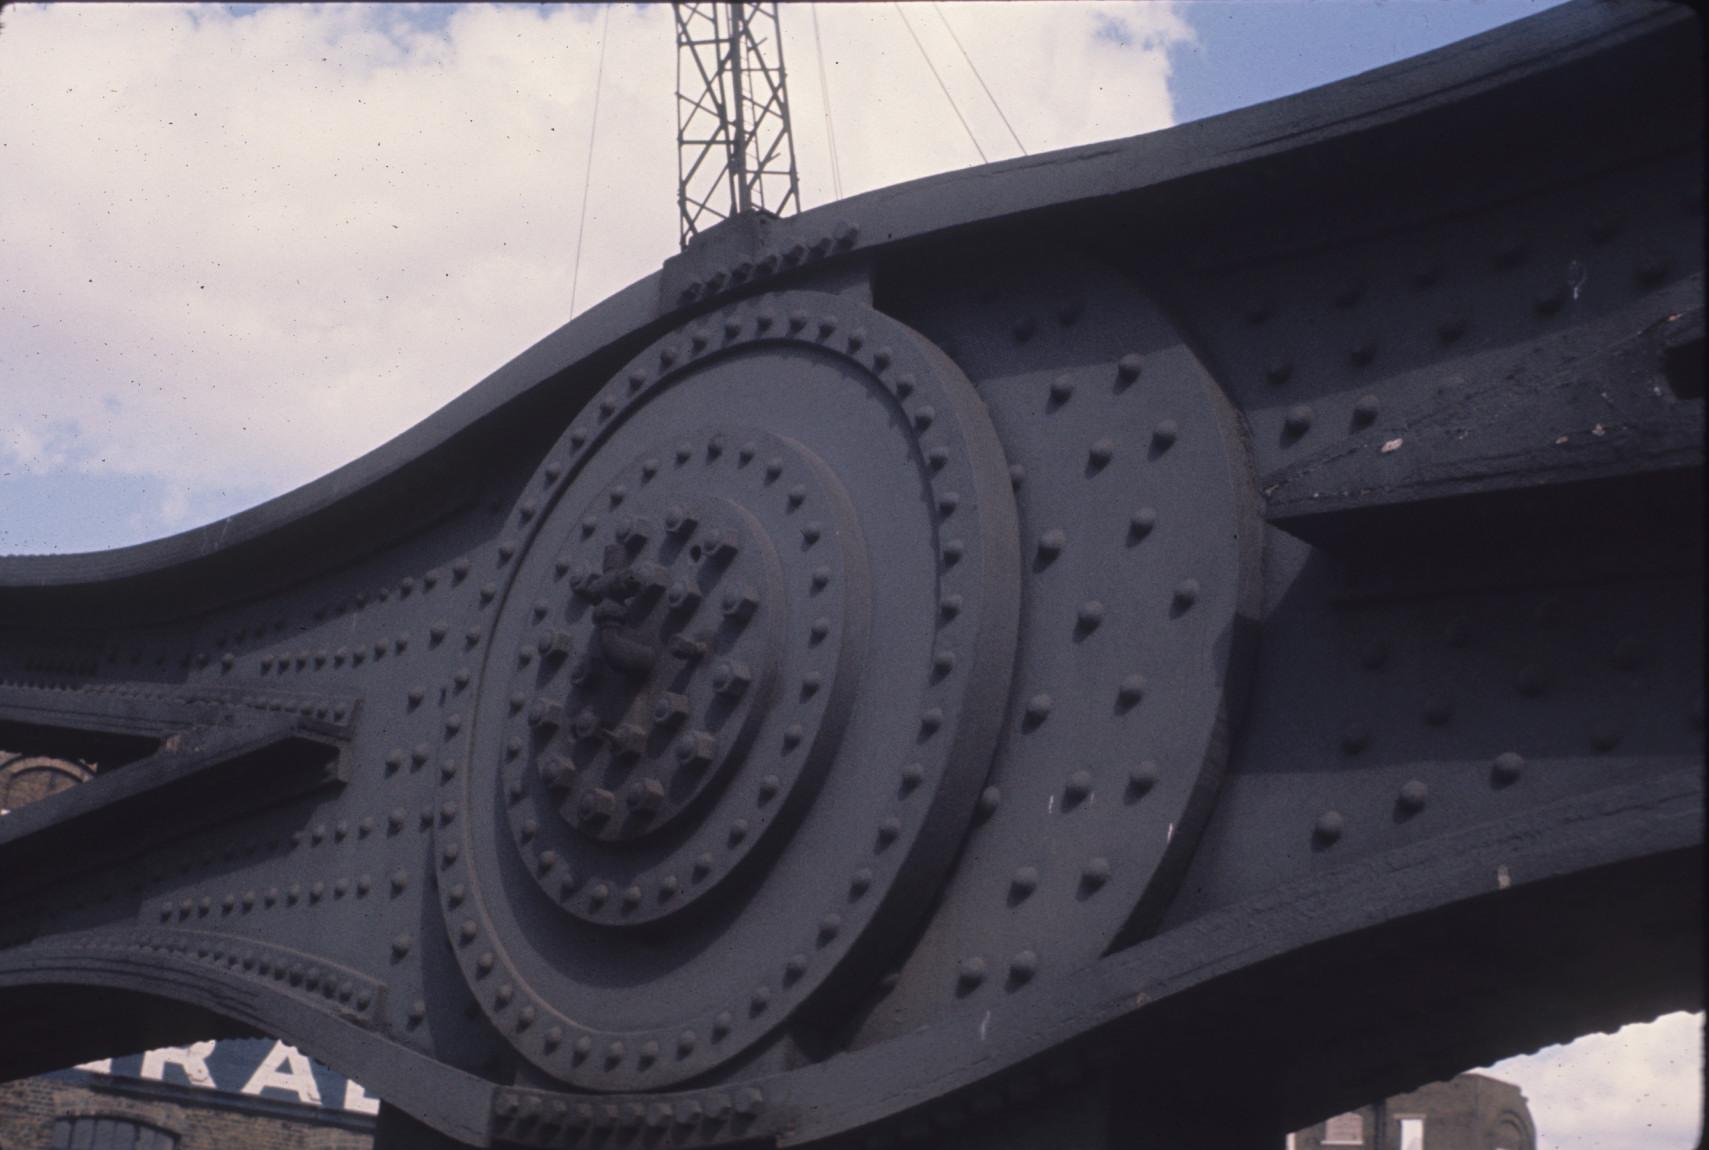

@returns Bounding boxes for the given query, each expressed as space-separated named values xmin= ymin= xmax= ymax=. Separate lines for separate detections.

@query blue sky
xmin=1169 ymin=0 xmax=1564 ymax=123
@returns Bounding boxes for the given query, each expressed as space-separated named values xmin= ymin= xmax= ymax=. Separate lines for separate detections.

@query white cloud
xmin=1479 ymin=1011 xmax=1703 ymax=1150
xmin=0 ymin=1 xmax=1188 ymax=552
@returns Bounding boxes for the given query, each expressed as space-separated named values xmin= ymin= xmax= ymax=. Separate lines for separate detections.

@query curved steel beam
xmin=0 ymin=3 xmax=1700 ymax=1147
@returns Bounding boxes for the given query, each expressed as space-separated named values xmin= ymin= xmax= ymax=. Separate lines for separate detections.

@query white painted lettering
xmin=240 ymin=1040 xmax=322 ymax=1105
xmin=140 ymin=1042 xmax=217 ymax=1088
xmin=344 ymin=1077 xmax=381 ymax=1115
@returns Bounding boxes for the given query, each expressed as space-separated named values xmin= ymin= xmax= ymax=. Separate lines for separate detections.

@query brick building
xmin=0 ymin=1038 xmax=375 ymax=1150
xmin=1295 ymin=1074 xmax=1537 ymax=1150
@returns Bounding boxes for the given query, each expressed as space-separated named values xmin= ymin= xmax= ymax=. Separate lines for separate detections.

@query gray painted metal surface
xmin=0 ymin=3 xmax=1700 ymax=1147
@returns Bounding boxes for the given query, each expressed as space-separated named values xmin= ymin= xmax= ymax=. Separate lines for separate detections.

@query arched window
xmin=0 ymin=754 xmax=93 ymax=813
xmin=50 ymin=1115 xmax=178 ymax=1150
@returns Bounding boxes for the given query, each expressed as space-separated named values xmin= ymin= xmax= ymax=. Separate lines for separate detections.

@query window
xmin=50 ymin=1116 xmax=179 ymax=1150
xmin=1323 ymin=1112 xmax=1365 ymax=1146
xmin=1398 ymin=1116 xmax=1425 ymax=1150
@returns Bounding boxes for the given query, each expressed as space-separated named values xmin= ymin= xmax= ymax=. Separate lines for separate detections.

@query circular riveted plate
xmin=438 ymin=290 xmax=1021 ymax=1091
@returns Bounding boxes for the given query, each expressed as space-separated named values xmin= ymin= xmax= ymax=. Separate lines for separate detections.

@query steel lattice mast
xmin=674 ymin=1 xmax=801 ymax=248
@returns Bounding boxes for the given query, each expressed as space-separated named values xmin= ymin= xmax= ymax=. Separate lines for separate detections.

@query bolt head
xmin=579 ymin=788 xmax=617 ymax=824
xmin=675 ymin=731 xmax=717 ymax=768
xmin=626 ymin=778 xmax=666 ymax=815
xmin=652 ymin=692 xmax=691 ymax=727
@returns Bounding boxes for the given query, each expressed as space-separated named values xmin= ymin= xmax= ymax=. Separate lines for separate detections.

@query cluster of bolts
xmin=677 ymin=220 xmax=860 ymax=306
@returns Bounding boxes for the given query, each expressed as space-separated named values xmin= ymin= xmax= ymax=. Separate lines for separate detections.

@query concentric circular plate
xmin=436 ymin=290 xmax=1021 ymax=1090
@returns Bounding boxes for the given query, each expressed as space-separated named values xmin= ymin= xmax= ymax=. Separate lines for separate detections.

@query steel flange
xmin=436 ymin=290 xmax=1022 ymax=1091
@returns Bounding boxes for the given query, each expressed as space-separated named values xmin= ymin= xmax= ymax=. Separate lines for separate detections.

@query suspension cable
xmin=892 ymin=2 xmax=986 ymax=165
xmin=569 ymin=4 xmax=612 ymax=318
xmin=811 ymin=4 xmax=844 ymax=201
xmin=932 ymin=3 xmax=1025 ymax=156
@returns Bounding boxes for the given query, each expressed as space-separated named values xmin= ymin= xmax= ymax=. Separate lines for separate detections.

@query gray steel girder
xmin=0 ymin=2 xmax=1700 ymax=1147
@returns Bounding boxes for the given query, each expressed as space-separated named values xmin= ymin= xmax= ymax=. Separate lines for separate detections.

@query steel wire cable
xmin=570 ymin=3 xmax=613 ymax=317
xmin=811 ymin=4 xmax=845 ymax=201
xmin=893 ymin=2 xmax=986 ymax=165
xmin=932 ymin=2 xmax=1026 ymax=156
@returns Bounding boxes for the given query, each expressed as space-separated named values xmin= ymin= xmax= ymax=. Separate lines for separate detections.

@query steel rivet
xmin=1283 ymin=405 xmax=1313 ymax=438
xmin=1011 ymin=866 xmax=1038 ymax=899
xmin=1059 ymin=765 xmax=1086 ymax=803
xmin=1081 ymin=857 xmax=1111 ymax=888
xmin=1023 ymin=693 xmax=1052 ymax=727
xmin=1009 ymin=950 xmax=1038 ymax=985
xmin=1398 ymin=780 xmax=1428 ymax=813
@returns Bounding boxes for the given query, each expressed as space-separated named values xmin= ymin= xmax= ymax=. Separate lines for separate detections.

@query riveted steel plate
xmin=0 ymin=7 xmax=1699 ymax=1148
xmin=856 ymin=247 xmax=1262 ymax=1041
xmin=435 ymin=290 xmax=1021 ymax=1090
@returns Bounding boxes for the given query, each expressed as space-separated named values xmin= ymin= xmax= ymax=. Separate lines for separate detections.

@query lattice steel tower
xmin=674 ymin=2 xmax=801 ymax=248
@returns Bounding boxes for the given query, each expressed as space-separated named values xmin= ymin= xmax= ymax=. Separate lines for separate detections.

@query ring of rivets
xmin=498 ymin=431 xmax=853 ymax=926
xmin=439 ymin=289 xmax=1017 ymax=1092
